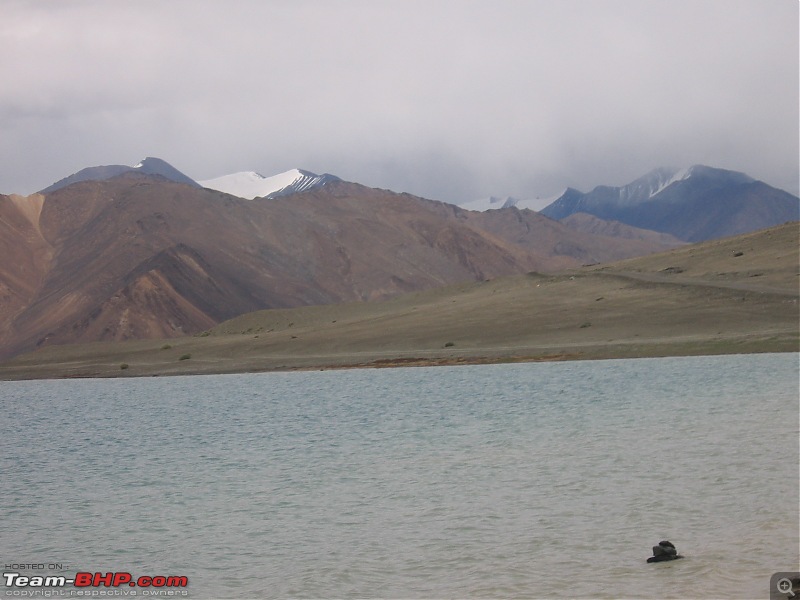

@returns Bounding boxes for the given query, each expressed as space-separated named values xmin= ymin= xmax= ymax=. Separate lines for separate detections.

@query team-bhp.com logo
xmin=3 ymin=572 xmax=188 ymax=596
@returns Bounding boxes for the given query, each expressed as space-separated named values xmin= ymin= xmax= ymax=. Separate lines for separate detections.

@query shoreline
xmin=1 ymin=335 xmax=796 ymax=381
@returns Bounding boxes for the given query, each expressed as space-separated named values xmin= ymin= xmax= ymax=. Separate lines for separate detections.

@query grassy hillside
xmin=1 ymin=223 xmax=796 ymax=380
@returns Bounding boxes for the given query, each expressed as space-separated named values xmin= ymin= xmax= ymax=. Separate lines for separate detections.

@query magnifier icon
xmin=777 ymin=578 xmax=796 ymax=597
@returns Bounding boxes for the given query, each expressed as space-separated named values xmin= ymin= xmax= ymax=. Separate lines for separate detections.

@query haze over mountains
xmin=0 ymin=157 xmax=796 ymax=361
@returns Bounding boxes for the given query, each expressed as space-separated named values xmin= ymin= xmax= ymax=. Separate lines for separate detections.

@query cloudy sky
xmin=1 ymin=0 xmax=797 ymax=207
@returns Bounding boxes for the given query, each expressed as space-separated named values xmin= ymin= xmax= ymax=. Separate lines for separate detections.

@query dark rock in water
xmin=655 ymin=540 xmax=676 ymax=555
xmin=647 ymin=540 xmax=683 ymax=563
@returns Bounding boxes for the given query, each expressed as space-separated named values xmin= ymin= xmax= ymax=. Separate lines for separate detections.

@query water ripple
xmin=1 ymin=353 xmax=797 ymax=598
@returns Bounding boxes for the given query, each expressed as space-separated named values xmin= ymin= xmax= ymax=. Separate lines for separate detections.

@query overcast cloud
xmin=1 ymin=0 xmax=797 ymax=207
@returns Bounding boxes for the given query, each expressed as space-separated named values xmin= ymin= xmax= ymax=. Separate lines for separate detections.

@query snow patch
xmin=457 ymin=190 xmax=567 ymax=212
xmin=648 ymin=166 xmax=692 ymax=198
xmin=616 ymin=167 xmax=694 ymax=205
xmin=199 ymin=169 xmax=306 ymax=200
xmin=514 ymin=190 xmax=568 ymax=212
xmin=457 ymin=196 xmax=517 ymax=212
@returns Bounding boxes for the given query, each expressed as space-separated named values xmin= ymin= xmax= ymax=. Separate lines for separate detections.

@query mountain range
xmin=0 ymin=157 xmax=796 ymax=361
xmin=537 ymin=165 xmax=798 ymax=241
xmin=36 ymin=158 xmax=799 ymax=242
xmin=40 ymin=158 xmax=341 ymax=201
xmin=2 ymin=220 xmax=796 ymax=380
xmin=0 ymin=171 xmax=681 ymax=360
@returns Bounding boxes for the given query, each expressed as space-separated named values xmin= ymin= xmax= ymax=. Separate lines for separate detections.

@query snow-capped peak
xmin=199 ymin=168 xmax=338 ymax=200
xmin=514 ymin=190 xmax=569 ymax=212
xmin=645 ymin=166 xmax=693 ymax=198
xmin=616 ymin=166 xmax=694 ymax=205
xmin=458 ymin=196 xmax=519 ymax=212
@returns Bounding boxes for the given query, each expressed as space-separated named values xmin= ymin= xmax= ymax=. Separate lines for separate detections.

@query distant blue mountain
xmin=540 ymin=165 xmax=799 ymax=241
xmin=40 ymin=157 xmax=199 ymax=194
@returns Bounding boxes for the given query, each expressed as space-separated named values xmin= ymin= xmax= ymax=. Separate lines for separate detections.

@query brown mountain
xmin=0 ymin=194 xmax=52 ymax=343
xmin=2 ymin=222 xmax=795 ymax=381
xmin=0 ymin=174 xmax=679 ymax=360
xmin=559 ymin=212 xmax=685 ymax=246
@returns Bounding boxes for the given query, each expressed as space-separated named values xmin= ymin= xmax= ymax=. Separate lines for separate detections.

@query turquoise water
xmin=1 ymin=353 xmax=798 ymax=598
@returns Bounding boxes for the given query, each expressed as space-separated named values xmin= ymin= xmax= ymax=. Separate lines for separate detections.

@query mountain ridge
xmin=0 ymin=176 xmax=680 ymax=360
xmin=30 ymin=158 xmax=799 ymax=241
xmin=39 ymin=157 xmax=200 ymax=194
xmin=2 ymin=221 xmax=796 ymax=380
xmin=539 ymin=165 xmax=797 ymax=241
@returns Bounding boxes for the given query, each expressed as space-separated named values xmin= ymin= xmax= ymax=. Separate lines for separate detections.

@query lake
xmin=1 ymin=353 xmax=798 ymax=598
